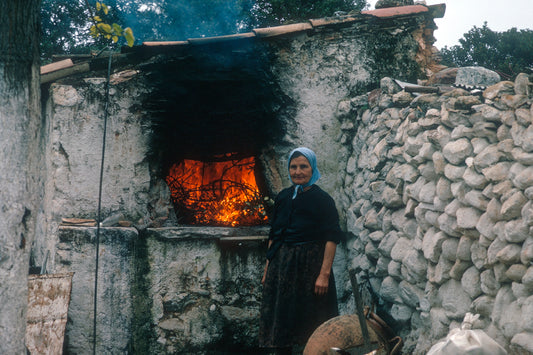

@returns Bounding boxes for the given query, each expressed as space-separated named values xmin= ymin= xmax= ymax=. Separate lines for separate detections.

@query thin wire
xmin=93 ymin=49 xmax=113 ymax=355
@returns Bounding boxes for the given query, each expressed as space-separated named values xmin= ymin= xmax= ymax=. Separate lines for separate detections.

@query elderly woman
xmin=259 ymin=147 xmax=344 ymax=354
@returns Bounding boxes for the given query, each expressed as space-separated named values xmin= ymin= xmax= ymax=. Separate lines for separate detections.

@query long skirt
xmin=258 ymin=241 xmax=339 ymax=348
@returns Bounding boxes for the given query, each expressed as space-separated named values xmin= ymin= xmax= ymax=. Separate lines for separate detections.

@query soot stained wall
xmin=142 ymin=41 xmax=291 ymax=172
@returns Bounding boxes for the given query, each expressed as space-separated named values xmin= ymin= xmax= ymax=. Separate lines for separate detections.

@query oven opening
xmin=166 ymin=153 xmax=269 ymax=227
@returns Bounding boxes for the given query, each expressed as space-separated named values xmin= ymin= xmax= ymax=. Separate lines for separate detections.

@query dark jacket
xmin=267 ymin=185 xmax=343 ymax=259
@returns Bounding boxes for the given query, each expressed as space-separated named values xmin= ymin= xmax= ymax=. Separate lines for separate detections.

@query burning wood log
xmin=166 ymin=156 xmax=268 ymax=227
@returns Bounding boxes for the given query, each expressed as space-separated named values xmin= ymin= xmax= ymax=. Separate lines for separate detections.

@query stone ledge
xmin=58 ymin=225 xmax=138 ymax=244
xmin=145 ymin=226 xmax=269 ymax=241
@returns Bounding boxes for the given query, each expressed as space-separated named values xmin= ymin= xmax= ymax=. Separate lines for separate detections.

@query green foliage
xmin=250 ymin=0 xmax=367 ymax=27
xmin=40 ymin=0 xmax=135 ymax=62
xmin=89 ymin=2 xmax=135 ymax=47
xmin=41 ymin=0 xmax=367 ymax=61
xmin=41 ymin=0 xmax=255 ymax=60
xmin=440 ymin=23 xmax=533 ymax=80
xmin=41 ymin=0 xmax=91 ymax=61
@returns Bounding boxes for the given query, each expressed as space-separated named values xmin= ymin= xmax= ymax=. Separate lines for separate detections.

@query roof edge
xmin=361 ymin=4 xmax=429 ymax=18
xmin=42 ymin=3 xmax=447 ymax=78
xmin=253 ymin=22 xmax=313 ymax=38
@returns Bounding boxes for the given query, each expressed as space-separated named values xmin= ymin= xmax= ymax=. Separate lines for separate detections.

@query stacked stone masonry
xmin=337 ymin=73 xmax=533 ymax=354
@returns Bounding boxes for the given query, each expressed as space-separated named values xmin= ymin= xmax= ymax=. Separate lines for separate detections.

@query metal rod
xmin=348 ymin=268 xmax=371 ymax=349
xmin=92 ymin=48 xmax=113 ymax=355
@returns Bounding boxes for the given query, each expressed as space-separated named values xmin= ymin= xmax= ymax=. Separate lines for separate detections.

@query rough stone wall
xmin=337 ymin=74 xmax=533 ymax=354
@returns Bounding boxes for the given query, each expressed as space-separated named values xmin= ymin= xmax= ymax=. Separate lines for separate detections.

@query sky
xmin=367 ymin=0 xmax=533 ymax=48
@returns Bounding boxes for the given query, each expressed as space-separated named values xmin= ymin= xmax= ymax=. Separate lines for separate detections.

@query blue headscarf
xmin=288 ymin=147 xmax=321 ymax=199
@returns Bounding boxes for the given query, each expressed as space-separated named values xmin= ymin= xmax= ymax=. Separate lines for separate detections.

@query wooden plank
xmin=61 ymin=217 xmax=97 ymax=226
xmin=41 ymin=62 xmax=90 ymax=84
xmin=40 ymin=59 xmax=74 ymax=75
xmin=26 ymin=273 xmax=74 ymax=355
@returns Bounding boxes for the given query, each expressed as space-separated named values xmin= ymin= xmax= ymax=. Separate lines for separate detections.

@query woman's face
xmin=289 ymin=155 xmax=313 ymax=185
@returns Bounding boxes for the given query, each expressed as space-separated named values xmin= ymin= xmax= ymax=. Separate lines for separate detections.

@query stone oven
xmin=139 ymin=40 xmax=289 ymax=227
xmin=34 ymin=4 xmax=462 ymax=354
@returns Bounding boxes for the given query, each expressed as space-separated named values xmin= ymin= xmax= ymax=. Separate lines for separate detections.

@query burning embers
xmin=166 ymin=155 xmax=268 ymax=227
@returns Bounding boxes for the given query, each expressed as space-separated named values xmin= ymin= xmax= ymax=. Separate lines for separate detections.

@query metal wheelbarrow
xmin=303 ymin=269 xmax=403 ymax=355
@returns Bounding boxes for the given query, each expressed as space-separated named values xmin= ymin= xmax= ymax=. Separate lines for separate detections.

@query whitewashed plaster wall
xmin=37 ymin=75 xmax=162 ymax=270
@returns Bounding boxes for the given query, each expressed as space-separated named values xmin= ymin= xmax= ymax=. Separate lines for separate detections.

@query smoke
xmin=109 ymin=0 xmax=254 ymax=43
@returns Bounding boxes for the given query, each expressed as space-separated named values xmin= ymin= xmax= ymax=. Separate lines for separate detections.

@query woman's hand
xmin=262 ymin=241 xmax=272 ymax=285
xmin=315 ymin=241 xmax=337 ymax=296
xmin=261 ymin=261 xmax=269 ymax=285
xmin=314 ymin=273 xmax=330 ymax=296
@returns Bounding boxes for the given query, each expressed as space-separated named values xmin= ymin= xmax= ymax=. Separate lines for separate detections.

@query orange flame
xmin=166 ymin=156 xmax=268 ymax=227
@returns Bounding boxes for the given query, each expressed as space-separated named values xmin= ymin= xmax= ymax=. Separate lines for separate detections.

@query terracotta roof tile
xmin=309 ymin=16 xmax=360 ymax=27
xmin=362 ymin=4 xmax=428 ymax=18
xmin=188 ymin=32 xmax=255 ymax=45
xmin=253 ymin=22 xmax=313 ymax=38
xmin=427 ymin=4 xmax=446 ymax=19
xmin=143 ymin=41 xmax=188 ymax=47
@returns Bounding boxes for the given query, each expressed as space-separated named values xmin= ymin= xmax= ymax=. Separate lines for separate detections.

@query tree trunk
xmin=0 ymin=1 xmax=41 ymax=353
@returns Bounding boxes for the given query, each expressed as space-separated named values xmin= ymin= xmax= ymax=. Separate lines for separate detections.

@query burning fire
xmin=166 ymin=156 xmax=268 ymax=227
